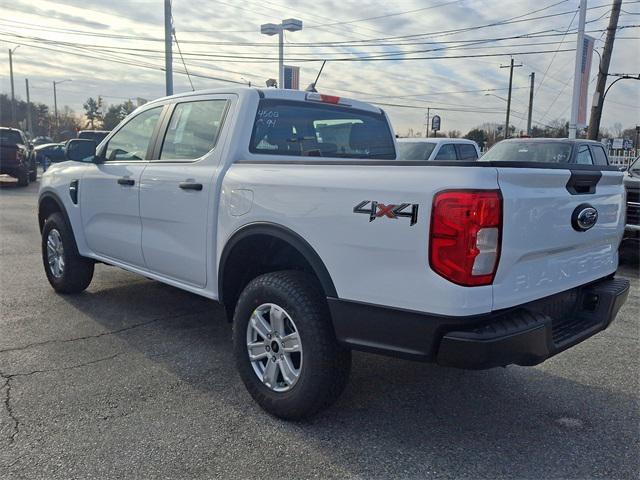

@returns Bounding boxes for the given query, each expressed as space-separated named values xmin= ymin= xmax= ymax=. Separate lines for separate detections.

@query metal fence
xmin=608 ymin=149 xmax=637 ymax=167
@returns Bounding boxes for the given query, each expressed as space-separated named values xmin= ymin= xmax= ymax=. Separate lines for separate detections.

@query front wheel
xmin=233 ymin=271 xmax=351 ymax=420
xmin=42 ymin=212 xmax=94 ymax=293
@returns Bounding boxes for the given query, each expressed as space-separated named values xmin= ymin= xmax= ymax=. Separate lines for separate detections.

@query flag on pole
xmin=283 ymin=65 xmax=300 ymax=90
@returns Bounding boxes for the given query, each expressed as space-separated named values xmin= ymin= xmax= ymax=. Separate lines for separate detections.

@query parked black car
xmin=0 ymin=127 xmax=37 ymax=185
xmin=32 ymin=142 xmax=66 ymax=170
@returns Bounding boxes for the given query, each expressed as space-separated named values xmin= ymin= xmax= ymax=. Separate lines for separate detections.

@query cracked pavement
xmin=1 ymin=177 xmax=639 ymax=479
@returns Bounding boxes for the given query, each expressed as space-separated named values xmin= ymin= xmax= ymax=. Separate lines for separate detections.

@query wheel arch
xmin=218 ymin=222 xmax=338 ymax=311
xmin=38 ymin=191 xmax=72 ymax=234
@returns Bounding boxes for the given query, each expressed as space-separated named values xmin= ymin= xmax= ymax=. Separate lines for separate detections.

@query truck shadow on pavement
xmin=52 ymin=271 xmax=639 ymax=479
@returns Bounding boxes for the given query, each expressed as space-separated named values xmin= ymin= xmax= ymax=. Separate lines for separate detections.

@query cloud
xmin=0 ymin=0 xmax=638 ymax=134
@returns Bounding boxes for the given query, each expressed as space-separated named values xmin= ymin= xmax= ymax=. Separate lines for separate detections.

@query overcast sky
xmin=1 ymin=0 xmax=638 ymax=135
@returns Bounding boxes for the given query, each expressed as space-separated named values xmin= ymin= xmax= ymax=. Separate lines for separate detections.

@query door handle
xmin=117 ymin=178 xmax=135 ymax=186
xmin=179 ymin=182 xmax=203 ymax=191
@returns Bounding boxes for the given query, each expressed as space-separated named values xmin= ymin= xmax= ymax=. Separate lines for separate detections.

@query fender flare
xmin=38 ymin=191 xmax=72 ymax=233
xmin=218 ymin=222 xmax=338 ymax=303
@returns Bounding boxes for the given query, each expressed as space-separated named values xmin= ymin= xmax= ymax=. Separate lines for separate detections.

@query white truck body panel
xmin=39 ymin=87 xmax=626 ymax=319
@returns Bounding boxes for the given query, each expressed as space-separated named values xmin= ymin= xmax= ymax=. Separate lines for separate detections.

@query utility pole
xmin=53 ymin=81 xmax=58 ymax=133
xmin=164 ymin=0 xmax=173 ymax=96
xmin=569 ymin=0 xmax=588 ymax=139
xmin=425 ymin=108 xmax=431 ymax=138
xmin=588 ymin=0 xmax=622 ymax=139
xmin=9 ymin=47 xmax=17 ymax=127
xmin=500 ymin=57 xmax=522 ymax=139
xmin=527 ymin=72 xmax=535 ymax=136
xmin=25 ymin=78 xmax=32 ymax=137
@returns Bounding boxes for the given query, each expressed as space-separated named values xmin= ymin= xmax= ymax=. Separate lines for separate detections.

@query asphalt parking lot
xmin=0 ymin=176 xmax=638 ymax=480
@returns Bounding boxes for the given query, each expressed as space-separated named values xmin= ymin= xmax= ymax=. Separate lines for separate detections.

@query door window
xmin=160 ymin=100 xmax=228 ymax=160
xmin=104 ymin=107 xmax=162 ymax=161
xmin=456 ymin=144 xmax=478 ymax=160
xmin=575 ymin=145 xmax=594 ymax=165
xmin=434 ymin=144 xmax=457 ymax=160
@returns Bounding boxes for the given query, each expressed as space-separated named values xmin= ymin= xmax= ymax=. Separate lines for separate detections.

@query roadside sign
xmin=431 ymin=115 xmax=441 ymax=132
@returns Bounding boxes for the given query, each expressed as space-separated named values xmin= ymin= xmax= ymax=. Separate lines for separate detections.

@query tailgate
xmin=493 ymin=167 xmax=625 ymax=309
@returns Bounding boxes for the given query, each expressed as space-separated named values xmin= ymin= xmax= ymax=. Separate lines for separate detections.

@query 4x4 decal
xmin=353 ymin=201 xmax=419 ymax=226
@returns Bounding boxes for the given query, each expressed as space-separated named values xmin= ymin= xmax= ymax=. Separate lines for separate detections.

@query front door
xmin=140 ymin=97 xmax=230 ymax=287
xmin=80 ymin=106 xmax=164 ymax=267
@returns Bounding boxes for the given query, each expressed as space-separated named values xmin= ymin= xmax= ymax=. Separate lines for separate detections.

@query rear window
xmin=0 ymin=130 xmax=23 ymax=145
xmin=397 ymin=142 xmax=436 ymax=160
xmin=481 ymin=141 xmax=572 ymax=163
xmin=249 ymin=99 xmax=395 ymax=159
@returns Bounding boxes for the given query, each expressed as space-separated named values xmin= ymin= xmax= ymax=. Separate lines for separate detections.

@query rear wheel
xmin=233 ymin=271 xmax=351 ymax=420
xmin=42 ymin=212 xmax=94 ymax=293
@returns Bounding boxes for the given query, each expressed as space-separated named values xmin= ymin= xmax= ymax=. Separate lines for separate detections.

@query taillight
xmin=429 ymin=190 xmax=502 ymax=286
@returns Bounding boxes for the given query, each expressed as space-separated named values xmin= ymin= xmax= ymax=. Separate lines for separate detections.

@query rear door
xmin=492 ymin=165 xmax=625 ymax=309
xmin=139 ymin=95 xmax=232 ymax=287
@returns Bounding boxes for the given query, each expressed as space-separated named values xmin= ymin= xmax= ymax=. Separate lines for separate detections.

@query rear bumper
xmin=329 ymin=276 xmax=630 ymax=369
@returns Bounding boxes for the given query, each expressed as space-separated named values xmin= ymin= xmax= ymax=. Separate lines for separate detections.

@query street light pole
xmin=25 ymin=78 xmax=32 ymax=137
xmin=261 ymin=19 xmax=303 ymax=88
xmin=164 ymin=0 xmax=173 ymax=96
xmin=569 ymin=0 xmax=588 ymax=139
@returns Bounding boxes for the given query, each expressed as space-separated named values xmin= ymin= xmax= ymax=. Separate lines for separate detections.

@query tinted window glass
xmin=576 ymin=145 xmax=594 ymax=165
xmin=434 ymin=144 xmax=457 ymax=160
xmin=591 ymin=145 xmax=608 ymax=165
xmin=0 ymin=130 xmax=23 ymax=145
xmin=250 ymin=99 xmax=395 ymax=159
xmin=481 ymin=141 xmax=572 ymax=163
xmin=457 ymin=144 xmax=478 ymax=160
xmin=160 ymin=100 xmax=227 ymax=160
xmin=105 ymin=107 xmax=162 ymax=161
xmin=396 ymin=142 xmax=437 ymax=160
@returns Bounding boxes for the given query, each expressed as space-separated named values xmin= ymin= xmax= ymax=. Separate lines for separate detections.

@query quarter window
xmin=575 ymin=145 xmax=594 ymax=165
xmin=104 ymin=107 xmax=162 ymax=161
xmin=591 ymin=145 xmax=609 ymax=165
xmin=456 ymin=144 xmax=478 ymax=160
xmin=434 ymin=144 xmax=457 ymax=160
xmin=160 ymin=100 xmax=227 ymax=160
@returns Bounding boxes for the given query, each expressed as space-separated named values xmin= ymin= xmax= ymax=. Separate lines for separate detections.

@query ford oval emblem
xmin=572 ymin=204 xmax=598 ymax=232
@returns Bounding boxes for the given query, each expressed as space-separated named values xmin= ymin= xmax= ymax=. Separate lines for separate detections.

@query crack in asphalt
xmin=1 ymin=375 xmax=18 ymax=445
xmin=0 ymin=353 xmax=123 ymax=447
xmin=0 ymin=309 xmax=209 ymax=355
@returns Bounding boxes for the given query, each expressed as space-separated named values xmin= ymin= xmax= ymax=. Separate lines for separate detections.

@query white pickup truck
xmin=38 ymin=88 xmax=629 ymax=419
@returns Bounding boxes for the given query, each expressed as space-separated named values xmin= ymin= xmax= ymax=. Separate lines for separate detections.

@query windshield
xmin=630 ymin=156 xmax=640 ymax=174
xmin=0 ymin=130 xmax=23 ymax=145
xmin=250 ymin=99 xmax=395 ymax=159
xmin=397 ymin=142 xmax=437 ymax=161
xmin=481 ymin=141 xmax=572 ymax=163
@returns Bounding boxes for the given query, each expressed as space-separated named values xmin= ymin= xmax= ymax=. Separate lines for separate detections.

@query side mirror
xmin=66 ymin=139 xmax=97 ymax=162
xmin=618 ymin=165 xmax=628 ymax=172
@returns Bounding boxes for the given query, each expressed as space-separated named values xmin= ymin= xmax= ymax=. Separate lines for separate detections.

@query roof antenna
xmin=305 ymin=60 xmax=326 ymax=92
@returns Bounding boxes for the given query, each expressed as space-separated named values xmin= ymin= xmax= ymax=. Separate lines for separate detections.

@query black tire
xmin=233 ymin=270 xmax=351 ymax=420
xmin=42 ymin=212 xmax=94 ymax=294
xmin=29 ymin=163 xmax=37 ymax=182
xmin=16 ymin=168 xmax=29 ymax=187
